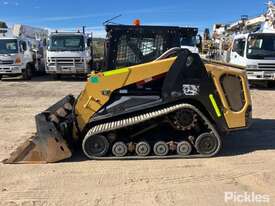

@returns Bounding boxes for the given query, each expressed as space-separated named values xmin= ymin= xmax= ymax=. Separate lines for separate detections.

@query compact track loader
xmin=4 ymin=49 xmax=252 ymax=163
xmin=3 ymin=25 xmax=252 ymax=164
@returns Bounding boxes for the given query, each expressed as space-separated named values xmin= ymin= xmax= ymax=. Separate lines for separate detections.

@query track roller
xmin=195 ymin=133 xmax=220 ymax=155
xmin=112 ymin=142 xmax=128 ymax=157
xmin=177 ymin=141 xmax=192 ymax=156
xmin=135 ymin=141 xmax=151 ymax=156
xmin=153 ymin=141 xmax=169 ymax=156
xmin=82 ymin=135 xmax=110 ymax=158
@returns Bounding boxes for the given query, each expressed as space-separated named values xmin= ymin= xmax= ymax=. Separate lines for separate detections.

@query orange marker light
xmin=15 ymin=56 xmax=21 ymax=64
xmin=133 ymin=19 xmax=141 ymax=26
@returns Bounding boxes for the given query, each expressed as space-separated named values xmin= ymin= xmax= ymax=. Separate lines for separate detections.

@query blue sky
xmin=0 ymin=0 xmax=271 ymax=37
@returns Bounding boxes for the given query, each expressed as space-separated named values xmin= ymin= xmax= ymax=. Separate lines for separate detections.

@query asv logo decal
xmin=182 ymin=84 xmax=200 ymax=96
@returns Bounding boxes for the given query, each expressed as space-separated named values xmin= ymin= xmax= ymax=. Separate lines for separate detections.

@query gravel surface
xmin=0 ymin=76 xmax=274 ymax=206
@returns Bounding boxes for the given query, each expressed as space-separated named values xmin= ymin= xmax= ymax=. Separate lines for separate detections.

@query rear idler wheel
xmin=195 ymin=133 xmax=220 ymax=156
xmin=135 ymin=141 xmax=151 ymax=157
xmin=82 ymin=135 xmax=110 ymax=159
xmin=153 ymin=141 xmax=169 ymax=156
xmin=177 ymin=141 xmax=192 ymax=156
xmin=112 ymin=142 xmax=128 ymax=157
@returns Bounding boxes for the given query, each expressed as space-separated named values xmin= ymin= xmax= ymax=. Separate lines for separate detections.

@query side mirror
xmin=21 ymin=42 xmax=27 ymax=51
xmin=43 ymin=39 xmax=47 ymax=47
xmin=87 ymin=38 xmax=92 ymax=47
xmin=32 ymin=43 xmax=38 ymax=52
xmin=196 ymin=35 xmax=202 ymax=45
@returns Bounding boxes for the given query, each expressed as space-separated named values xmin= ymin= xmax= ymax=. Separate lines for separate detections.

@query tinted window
xmin=49 ymin=35 xmax=84 ymax=51
xmin=247 ymin=34 xmax=275 ymax=59
xmin=0 ymin=39 xmax=18 ymax=54
xmin=232 ymin=39 xmax=246 ymax=57
xmin=180 ymin=36 xmax=196 ymax=47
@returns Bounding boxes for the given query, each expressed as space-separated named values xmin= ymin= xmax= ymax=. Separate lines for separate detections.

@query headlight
xmin=247 ymin=65 xmax=258 ymax=69
xmin=15 ymin=56 xmax=21 ymax=64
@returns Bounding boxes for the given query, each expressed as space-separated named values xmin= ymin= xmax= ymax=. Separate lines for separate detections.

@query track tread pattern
xmin=83 ymin=103 xmax=221 ymax=160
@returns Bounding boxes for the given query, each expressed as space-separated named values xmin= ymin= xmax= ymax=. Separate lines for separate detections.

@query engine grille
xmin=0 ymin=60 xmax=14 ymax=65
xmin=258 ymin=63 xmax=275 ymax=71
xmin=220 ymin=74 xmax=245 ymax=112
xmin=48 ymin=57 xmax=83 ymax=67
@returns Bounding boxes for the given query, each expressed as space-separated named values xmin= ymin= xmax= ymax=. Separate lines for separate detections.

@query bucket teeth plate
xmin=3 ymin=95 xmax=75 ymax=164
xmin=3 ymin=134 xmax=72 ymax=164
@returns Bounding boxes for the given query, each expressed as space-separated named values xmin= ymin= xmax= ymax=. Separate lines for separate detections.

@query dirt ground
xmin=0 ymin=76 xmax=275 ymax=206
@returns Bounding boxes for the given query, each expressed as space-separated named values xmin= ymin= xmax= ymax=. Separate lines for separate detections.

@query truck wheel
xmin=31 ymin=63 xmax=37 ymax=76
xmin=267 ymin=81 xmax=275 ymax=88
xmin=53 ymin=74 xmax=61 ymax=80
xmin=22 ymin=65 xmax=32 ymax=80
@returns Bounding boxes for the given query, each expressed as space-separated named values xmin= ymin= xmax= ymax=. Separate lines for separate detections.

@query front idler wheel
xmin=82 ymin=135 xmax=110 ymax=159
xmin=135 ymin=141 xmax=151 ymax=157
xmin=112 ymin=142 xmax=128 ymax=157
xmin=195 ymin=133 xmax=220 ymax=156
xmin=153 ymin=141 xmax=169 ymax=156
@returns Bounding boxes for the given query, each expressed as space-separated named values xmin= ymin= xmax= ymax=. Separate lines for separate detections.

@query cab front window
xmin=0 ymin=39 xmax=18 ymax=54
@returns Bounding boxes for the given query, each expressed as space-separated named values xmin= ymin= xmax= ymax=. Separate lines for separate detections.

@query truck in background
xmin=179 ymin=27 xmax=201 ymax=54
xmin=46 ymin=30 xmax=93 ymax=79
xmin=206 ymin=1 xmax=275 ymax=84
xmin=0 ymin=22 xmax=48 ymax=80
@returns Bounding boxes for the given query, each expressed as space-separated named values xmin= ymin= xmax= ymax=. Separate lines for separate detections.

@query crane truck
xmin=0 ymin=23 xmax=48 ymax=80
xmin=46 ymin=30 xmax=93 ymax=79
xmin=208 ymin=1 xmax=275 ymax=84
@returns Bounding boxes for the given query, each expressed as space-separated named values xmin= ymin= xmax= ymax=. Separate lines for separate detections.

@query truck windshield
xmin=247 ymin=34 xmax=275 ymax=59
xmin=0 ymin=39 xmax=18 ymax=54
xmin=180 ymin=36 xmax=196 ymax=46
xmin=49 ymin=35 xmax=84 ymax=51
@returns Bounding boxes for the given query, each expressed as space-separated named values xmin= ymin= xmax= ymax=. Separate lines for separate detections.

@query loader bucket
xmin=3 ymin=95 xmax=75 ymax=164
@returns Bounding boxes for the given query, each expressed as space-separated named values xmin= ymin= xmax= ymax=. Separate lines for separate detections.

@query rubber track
xmin=82 ymin=103 xmax=222 ymax=160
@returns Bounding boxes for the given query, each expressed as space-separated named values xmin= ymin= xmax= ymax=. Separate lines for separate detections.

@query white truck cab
xmin=230 ymin=33 xmax=275 ymax=81
xmin=0 ymin=24 xmax=47 ymax=80
xmin=46 ymin=31 xmax=93 ymax=79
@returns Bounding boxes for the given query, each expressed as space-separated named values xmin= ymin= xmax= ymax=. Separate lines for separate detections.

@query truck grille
xmin=258 ymin=63 xmax=275 ymax=71
xmin=48 ymin=57 xmax=83 ymax=67
xmin=220 ymin=74 xmax=245 ymax=112
xmin=0 ymin=60 xmax=14 ymax=65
